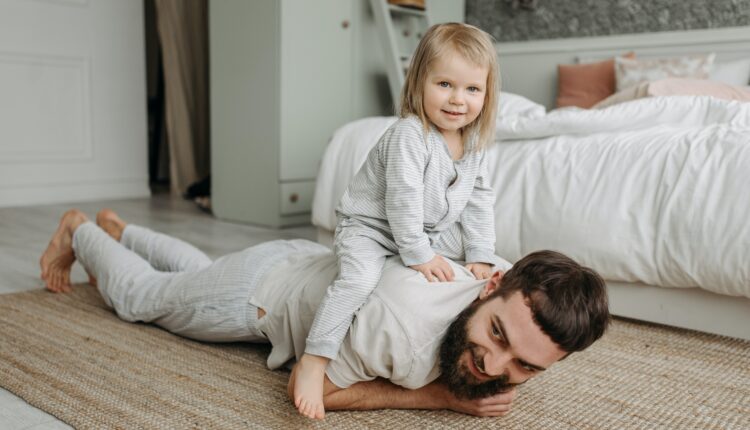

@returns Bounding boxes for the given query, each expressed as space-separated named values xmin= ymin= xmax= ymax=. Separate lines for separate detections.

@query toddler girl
xmin=293 ymin=22 xmax=500 ymax=419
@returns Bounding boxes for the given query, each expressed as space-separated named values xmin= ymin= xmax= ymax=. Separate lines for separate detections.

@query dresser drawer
xmin=280 ymin=180 xmax=315 ymax=215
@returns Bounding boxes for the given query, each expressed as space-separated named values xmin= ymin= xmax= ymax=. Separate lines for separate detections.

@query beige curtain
xmin=155 ymin=0 xmax=210 ymax=195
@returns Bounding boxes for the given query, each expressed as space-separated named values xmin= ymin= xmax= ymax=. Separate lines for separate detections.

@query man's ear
xmin=479 ymin=270 xmax=504 ymax=300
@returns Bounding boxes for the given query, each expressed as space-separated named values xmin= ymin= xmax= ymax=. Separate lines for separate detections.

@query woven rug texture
xmin=0 ymin=285 xmax=748 ymax=429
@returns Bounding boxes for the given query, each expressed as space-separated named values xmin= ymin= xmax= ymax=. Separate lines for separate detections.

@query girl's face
xmin=423 ymin=52 xmax=488 ymax=138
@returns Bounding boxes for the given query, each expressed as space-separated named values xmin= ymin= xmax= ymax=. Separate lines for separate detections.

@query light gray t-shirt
xmin=252 ymin=249 xmax=510 ymax=389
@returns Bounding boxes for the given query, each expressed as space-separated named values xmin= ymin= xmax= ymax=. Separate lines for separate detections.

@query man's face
xmin=439 ymin=288 xmax=567 ymax=399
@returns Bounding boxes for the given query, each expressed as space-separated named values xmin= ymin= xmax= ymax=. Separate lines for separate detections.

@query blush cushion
xmin=556 ymin=52 xmax=635 ymax=109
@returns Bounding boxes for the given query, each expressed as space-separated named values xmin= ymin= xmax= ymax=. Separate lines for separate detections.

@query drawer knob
xmin=342 ymin=20 xmax=350 ymax=29
xmin=289 ymin=193 xmax=299 ymax=203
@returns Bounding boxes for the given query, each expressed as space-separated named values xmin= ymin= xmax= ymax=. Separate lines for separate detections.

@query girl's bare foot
xmin=96 ymin=208 xmax=126 ymax=242
xmin=86 ymin=269 xmax=98 ymax=288
xmin=39 ymin=209 xmax=88 ymax=293
xmin=293 ymin=353 xmax=329 ymax=420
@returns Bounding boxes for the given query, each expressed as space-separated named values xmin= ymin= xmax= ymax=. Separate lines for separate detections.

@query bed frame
xmin=496 ymin=25 xmax=750 ymax=109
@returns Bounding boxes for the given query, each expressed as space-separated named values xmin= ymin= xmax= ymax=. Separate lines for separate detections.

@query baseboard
xmin=0 ymin=178 xmax=151 ymax=208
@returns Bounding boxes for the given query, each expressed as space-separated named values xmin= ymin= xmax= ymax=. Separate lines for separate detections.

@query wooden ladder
xmin=369 ymin=0 xmax=432 ymax=106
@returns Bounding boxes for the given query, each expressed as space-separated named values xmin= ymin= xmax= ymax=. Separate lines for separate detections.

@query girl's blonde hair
xmin=399 ymin=22 xmax=500 ymax=151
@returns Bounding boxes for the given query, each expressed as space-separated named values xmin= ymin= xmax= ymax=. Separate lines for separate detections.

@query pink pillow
xmin=593 ymin=78 xmax=750 ymax=109
xmin=556 ymin=53 xmax=635 ymax=109
xmin=614 ymin=54 xmax=715 ymax=91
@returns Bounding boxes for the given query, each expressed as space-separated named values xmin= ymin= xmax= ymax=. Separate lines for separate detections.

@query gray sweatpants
xmin=305 ymin=219 xmax=467 ymax=359
xmin=72 ymin=222 xmax=296 ymax=342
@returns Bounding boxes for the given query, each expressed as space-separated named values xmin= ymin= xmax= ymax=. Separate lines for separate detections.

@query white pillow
xmin=615 ymin=54 xmax=715 ymax=91
xmin=710 ymin=58 xmax=750 ymax=86
xmin=497 ymin=92 xmax=546 ymax=120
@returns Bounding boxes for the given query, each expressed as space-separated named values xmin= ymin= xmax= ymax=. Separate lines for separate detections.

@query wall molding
xmin=31 ymin=0 xmax=90 ymax=8
xmin=0 ymin=51 xmax=93 ymax=163
xmin=0 ymin=178 xmax=150 ymax=208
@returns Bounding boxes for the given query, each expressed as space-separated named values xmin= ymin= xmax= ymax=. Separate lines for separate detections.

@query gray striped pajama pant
xmin=71 ymin=221 xmax=302 ymax=343
xmin=304 ymin=218 xmax=467 ymax=359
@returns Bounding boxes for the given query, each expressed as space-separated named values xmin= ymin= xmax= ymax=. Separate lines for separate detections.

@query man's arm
xmin=322 ymin=377 xmax=515 ymax=417
xmin=288 ymin=366 xmax=515 ymax=417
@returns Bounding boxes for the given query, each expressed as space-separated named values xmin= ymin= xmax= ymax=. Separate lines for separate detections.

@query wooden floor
xmin=0 ymin=195 xmax=316 ymax=429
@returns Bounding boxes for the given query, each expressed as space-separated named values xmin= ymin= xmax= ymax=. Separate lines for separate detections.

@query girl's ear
xmin=479 ymin=270 xmax=504 ymax=299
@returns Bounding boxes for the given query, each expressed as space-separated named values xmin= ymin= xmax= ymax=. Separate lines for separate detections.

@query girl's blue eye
xmin=439 ymin=81 xmax=450 ymax=88
xmin=468 ymin=86 xmax=480 ymax=92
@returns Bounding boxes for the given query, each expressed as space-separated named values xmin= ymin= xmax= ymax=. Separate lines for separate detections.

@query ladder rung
xmin=401 ymin=57 xmax=411 ymax=72
xmin=388 ymin=4 xmax=427 ymax=17
xmin=370 ymin=0 xmax=431 ymax=107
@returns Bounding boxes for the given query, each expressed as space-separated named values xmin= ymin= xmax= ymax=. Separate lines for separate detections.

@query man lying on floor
xmin=40 ymin=209 xmax=610 ymax=419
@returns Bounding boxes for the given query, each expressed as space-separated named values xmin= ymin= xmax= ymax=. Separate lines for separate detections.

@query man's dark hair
xmin=490 ymin=250 xmax=611 ymax=352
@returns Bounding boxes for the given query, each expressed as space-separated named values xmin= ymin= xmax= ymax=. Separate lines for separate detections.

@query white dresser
xmin=210 ymin=0 xmax=464 ymax=227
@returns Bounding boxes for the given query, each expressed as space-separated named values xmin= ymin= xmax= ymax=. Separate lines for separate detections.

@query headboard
xmin=495 ymin=26 xmax=750 ymax=109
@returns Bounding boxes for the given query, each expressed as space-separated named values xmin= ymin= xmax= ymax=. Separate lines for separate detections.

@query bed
xmin=311 ymin=27 xmax=750 ymax=341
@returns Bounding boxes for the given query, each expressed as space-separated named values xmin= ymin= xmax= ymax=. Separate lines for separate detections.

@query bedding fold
xmin=496 ymin=96 xmax=750 ymax=140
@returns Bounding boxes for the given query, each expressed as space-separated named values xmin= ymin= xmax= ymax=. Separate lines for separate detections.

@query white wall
xmin=0 ymin=0 xmax=149 ymax=208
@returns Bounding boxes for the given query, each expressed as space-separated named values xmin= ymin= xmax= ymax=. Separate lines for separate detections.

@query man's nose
xmin=483 ymin=349 xmax=511 ymax=377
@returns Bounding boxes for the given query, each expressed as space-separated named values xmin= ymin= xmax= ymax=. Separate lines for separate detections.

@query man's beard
xmin=439 ymin=301 xmax=514 ymax=399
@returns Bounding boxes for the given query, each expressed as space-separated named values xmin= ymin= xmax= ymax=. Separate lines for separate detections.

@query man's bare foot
xmin=96 ymin=208 xmax=126 ymax=242
xmin=39 ymin=209 xmax=88 ymax=293
xmin=90 ymin=209 xmax=128 ymax=287
xmin=293 ymin=353 xmax=329 ymax=420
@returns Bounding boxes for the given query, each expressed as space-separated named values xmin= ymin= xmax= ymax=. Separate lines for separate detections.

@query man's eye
xmin=520 ymin=362 xmax=536 ymax=372
xmin=491 ymin=325 xmax=501 ymax=338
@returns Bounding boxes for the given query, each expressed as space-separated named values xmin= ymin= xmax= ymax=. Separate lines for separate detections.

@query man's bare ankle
xmin=95 ymin=209 xmax=125 ymax=241
xmin=63 ymin=210 xmax=88 ymax=234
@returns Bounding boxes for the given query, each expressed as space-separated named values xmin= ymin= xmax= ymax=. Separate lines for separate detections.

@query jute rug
xmin=1 ymin=285 xmax=748 ymax=430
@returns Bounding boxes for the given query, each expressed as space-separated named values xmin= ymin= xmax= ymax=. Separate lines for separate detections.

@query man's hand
xmin=410 ymin=255 xmax=455 ymax=282
xmin=435 ymin=383 xmax=517 ymax=417
xmin=465 ymin=262 xmax=492 ymax=280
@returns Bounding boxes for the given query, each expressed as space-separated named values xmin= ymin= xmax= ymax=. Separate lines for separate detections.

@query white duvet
xmin=312 ymin=96 xmax=750 ymax=298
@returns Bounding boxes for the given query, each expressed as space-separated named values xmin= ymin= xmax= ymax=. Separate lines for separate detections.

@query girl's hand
xmin=465 ymin=262 xmax=492 ymax=280
xmin=410 ymin=255 xmax=455 ymax=282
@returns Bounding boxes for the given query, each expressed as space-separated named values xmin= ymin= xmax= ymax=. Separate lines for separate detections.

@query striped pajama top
xmin=336 ymin=115 xmax=496 ymax=266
